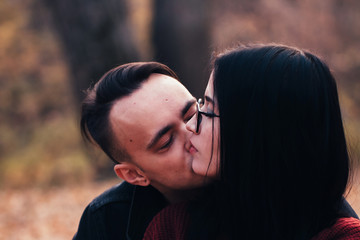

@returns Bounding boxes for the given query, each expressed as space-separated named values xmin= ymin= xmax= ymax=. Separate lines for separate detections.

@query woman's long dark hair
xmin=190 ymin=44 xmax=350 ymax=240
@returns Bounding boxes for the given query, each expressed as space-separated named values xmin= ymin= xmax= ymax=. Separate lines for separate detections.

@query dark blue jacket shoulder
xmin=73 ymin=181 xmax=167 ymax=240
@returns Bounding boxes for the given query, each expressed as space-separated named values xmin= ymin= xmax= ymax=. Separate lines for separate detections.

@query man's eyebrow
xmin=181 ymin=100 xmax=196 ymax=117
xmin=146 ymin=124 xmax=175 ymax=150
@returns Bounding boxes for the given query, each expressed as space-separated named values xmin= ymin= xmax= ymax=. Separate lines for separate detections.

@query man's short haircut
xmin=80 ymin=62 xmax=179 ymax=163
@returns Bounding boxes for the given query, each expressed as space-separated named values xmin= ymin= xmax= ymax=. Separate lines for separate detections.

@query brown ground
xmin=0 ymin=179 xmax=120 ymax=240
xmin=0 ymin=172 xmax=359 ymax=240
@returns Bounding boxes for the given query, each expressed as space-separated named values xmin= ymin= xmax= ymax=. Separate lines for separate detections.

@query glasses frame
xmin=195 ymin=98 xmax=220 ymax=133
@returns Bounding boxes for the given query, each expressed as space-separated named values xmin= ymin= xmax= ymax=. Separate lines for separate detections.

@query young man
xmin=73 ymin=62 xmax=205 ymax=240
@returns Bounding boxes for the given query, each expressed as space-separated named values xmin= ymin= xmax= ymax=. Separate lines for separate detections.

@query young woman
xmin=143 ymin=44 xmax=360 ymax=240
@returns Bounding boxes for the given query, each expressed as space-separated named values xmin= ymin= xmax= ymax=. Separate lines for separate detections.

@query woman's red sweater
xmin=143 ymin=203 xmax=360 ymax=240
xmin=311 ymin=217 xmax=360 ymax=240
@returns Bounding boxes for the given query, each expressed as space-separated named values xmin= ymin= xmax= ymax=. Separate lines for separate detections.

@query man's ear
xmin=114 ymin=163 xmax=150 ymax=187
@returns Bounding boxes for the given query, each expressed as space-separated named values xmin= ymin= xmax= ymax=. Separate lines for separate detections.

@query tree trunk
xmin=152 ymin=0 xmax=211 ymax=98
xmin=40 ymin=0 xmax=140 ymax=176
xmin=42 ymin=0 xmax=140 ymax=105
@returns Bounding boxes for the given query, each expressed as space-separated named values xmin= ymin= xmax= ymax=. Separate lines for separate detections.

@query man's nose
xmin=186 ymin=113 xmax=198 ymax=134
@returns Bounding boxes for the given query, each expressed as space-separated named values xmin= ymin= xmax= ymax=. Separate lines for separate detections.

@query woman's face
xmin=186 ymin=72 xmax=220 ymax=178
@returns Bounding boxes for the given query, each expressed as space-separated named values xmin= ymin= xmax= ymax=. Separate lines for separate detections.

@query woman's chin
xmin=192 ymin=161 xmax=217 ymax=178
xmin=191 ymin=161 xmax=206 ymax=177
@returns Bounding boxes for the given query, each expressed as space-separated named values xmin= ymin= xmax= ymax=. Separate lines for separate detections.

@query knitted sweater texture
xmin=144 ymin=203 xmax=360 ymax=240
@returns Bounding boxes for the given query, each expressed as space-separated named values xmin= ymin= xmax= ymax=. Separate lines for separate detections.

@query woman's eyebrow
xmin=204 ymin=95 xmax=214 ymax=105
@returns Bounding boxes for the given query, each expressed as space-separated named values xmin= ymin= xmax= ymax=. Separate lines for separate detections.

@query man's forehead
xmin=113 ymin=74 xmax=191 ymax=116
xmin=109 ymin=74 xmax=193 ymax=148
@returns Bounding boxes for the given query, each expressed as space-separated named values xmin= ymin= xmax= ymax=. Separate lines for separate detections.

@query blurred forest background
xmin=0 ymin=0 xmax=359 ymax=239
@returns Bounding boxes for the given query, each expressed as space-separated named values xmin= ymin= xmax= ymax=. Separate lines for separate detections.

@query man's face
xmin=109 ymin=73 xmax=204 ymax=194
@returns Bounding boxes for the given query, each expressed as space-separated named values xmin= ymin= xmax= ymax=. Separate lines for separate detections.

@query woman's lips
xmin=188 ymin=141 xmax=198 ymax=154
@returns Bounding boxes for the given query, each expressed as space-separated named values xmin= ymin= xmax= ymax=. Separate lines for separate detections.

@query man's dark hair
xmin=80 ymin=62 xmax=179 ymax=163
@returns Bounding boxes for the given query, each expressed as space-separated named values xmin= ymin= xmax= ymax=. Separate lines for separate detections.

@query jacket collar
xmin=126 ymin=185 xmax=168 ymax=240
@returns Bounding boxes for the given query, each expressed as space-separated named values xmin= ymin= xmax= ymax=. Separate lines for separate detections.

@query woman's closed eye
xmin=199 ymin=109 xmax=219 ymax=118
xmin=201 ymin=101 xmax=219 ymax=118
xmin=203 ymin=112 xmax=218 ymax=118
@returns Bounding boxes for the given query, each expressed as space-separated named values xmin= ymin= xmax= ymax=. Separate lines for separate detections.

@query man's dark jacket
xmin=73 ymin=182 xmax=167 ymax=240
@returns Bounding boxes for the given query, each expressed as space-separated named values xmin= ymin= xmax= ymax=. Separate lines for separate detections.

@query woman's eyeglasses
xmin=195 ymin=98 xmax=220 ymax=133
